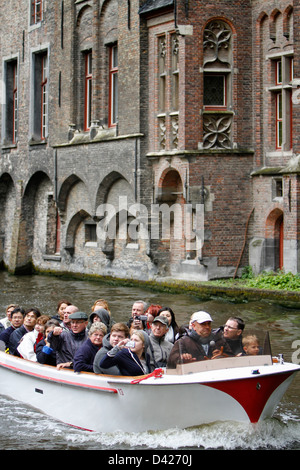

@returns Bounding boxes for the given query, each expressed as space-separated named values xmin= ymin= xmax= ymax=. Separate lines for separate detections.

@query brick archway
xmin=265 ymin=208 xmax=284 ymax=271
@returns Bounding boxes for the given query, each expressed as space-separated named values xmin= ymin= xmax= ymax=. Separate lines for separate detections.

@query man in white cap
xmin=167 ymin=311 xmax=232 ymax=368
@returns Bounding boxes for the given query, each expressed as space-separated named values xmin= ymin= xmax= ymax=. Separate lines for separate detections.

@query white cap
xmin=190 ymin=311 xmax=213 ymax=324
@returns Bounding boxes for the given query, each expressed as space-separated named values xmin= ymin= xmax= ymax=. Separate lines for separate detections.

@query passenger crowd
xmin=0 ymin=299 xmax=263 ymax=376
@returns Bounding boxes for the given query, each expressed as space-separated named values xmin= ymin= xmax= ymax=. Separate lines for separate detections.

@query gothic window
xmin=156 ymin=32 xmax=179 ymax=151
xmin=84 ymin=51 xmax=92 ymax=131
xmin=109 ymin=44 xmax=118 ymax=127
xmin=202 ymin=20 xmax=233 ymax=149
xmin=85 ymin=221 xmax=97 ymax=244
xmin=32 ymin=50 xmax=48 ymax=141
xmin=41 ymin=54 xmax=48 ymax=140
xmin=269 ymin=55 xmax=293 ymax=150
xmin=203 ymin=74 xmax=227 ymax=108
xmin=31 ymin=0 xmax=42 ymax=25
xmin=3 ymin=59 xmax=18 ymax=145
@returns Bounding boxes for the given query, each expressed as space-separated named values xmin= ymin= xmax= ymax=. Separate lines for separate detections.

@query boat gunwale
xmin=1 ymin=350 xmax=300 ymax=389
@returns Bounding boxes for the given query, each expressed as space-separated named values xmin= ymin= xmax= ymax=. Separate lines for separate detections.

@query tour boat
xmin=0 ymin=350 xmax=299 ymax=433
xmin=0 ymin=351 xmax=300 ymax=432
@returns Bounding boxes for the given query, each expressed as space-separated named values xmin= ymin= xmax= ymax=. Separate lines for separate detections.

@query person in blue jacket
xmin=73 ymin=322 xmax=107 ymax=372
xmin=99 ymin=329 xmax=153 ymax=376
xmin=36 ymin=320 xmax=60 ymax=366
xmin=8 ymin=308 xmax=41 ymax=355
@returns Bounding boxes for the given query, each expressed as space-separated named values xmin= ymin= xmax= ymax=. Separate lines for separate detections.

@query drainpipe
xmin=134 ymin=138 xmax=138 ymax=202
xmin=54 ymin=149 xmax=58 ymax=203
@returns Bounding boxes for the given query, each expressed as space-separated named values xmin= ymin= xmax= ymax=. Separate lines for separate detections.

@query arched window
xmin=202 ymin=20 xmax=233 ymax=149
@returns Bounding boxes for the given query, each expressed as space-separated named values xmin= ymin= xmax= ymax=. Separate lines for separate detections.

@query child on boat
xmin=242 ymin=335 xmax=261 ymax=355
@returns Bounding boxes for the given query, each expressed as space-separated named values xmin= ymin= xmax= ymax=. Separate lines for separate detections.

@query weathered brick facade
xmin=0 ymin=0 xmax=299 ymax=282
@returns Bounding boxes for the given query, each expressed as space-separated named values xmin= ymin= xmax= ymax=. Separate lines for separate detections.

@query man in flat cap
xmin=167 ymin=311 xmax=233 ymax=369
xmin=48 ymin=311 xmax=88 ymax=369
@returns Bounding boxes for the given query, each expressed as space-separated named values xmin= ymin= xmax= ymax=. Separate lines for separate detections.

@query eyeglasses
xmin=224 ymin=324 xmax=238 ymax=330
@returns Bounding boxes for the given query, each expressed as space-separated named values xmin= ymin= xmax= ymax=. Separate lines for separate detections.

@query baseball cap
xmin=190 ymin=311 xmax=213 ymax=324
xmin=152 ymin=316 xmax=169 ymax=327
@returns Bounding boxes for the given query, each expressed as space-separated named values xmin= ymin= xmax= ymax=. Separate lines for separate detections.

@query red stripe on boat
xmin=203 ymin=372 xmax=293 ymax=423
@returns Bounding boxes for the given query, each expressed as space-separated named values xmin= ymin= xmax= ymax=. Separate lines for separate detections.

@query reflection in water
xmin=0 ymin=271 xmax=299 ymax=450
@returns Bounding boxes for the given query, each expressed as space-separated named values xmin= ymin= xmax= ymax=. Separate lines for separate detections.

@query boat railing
xmin=166 ymin=354 xmax=273 ymax=375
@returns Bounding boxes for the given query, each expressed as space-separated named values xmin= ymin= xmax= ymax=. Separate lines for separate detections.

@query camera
xmin=135 ymin=315 xmax=148 ymax=322
xmin=126 ymin=340 xmax=135 ymax=349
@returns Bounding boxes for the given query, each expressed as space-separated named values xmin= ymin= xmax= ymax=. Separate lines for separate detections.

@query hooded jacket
xmin=93 ymin=333 xmax=121 ymax=375
xmin=89 ymin=308 xmax=111 ymax=332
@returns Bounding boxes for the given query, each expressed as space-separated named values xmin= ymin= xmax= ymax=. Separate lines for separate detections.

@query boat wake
xmin=0 ymin=395 xmax=299 ymax=450
xmin=77 ymin=416 xmax=300 ymax=450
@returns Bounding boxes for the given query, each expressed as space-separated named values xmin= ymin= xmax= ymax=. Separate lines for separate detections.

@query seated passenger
xmin=89 ymin=308 xmax=111 ymax=333
xmin=73 ymin=322 xmax=107 ymax=373
xmin=36 ymin=320 xmax=60 ymax=366
xmin=90 ymin=299 xmax=116 ymax=328
xmin=52 ymin=299 xmax=72 ymax=322
xmin=91 ymin=298 xmax=111 ymax=315
xmin=8 ymin=308 xmax=41 ymax=356
xmin=148 ymin=316 xmax=173 ymax=368
xmin=167 ymin=311 xmax=233 ymax=369
xmin=17 ymin=315 xmax=51 ymax=361
xmin=99 ymin=329 xmax=153 ymax=376
xmin=144 ymin=304 xmax=162 ymax=332
xmin=242 ymin=335 xmax=262 ymax=356
xmin=222 ymin=316 xmax=245 ymax=356
xmin=48 ymin=311 xmax=88 ymax=369
xmin=158 ymin=307 xmax=179 ymax=343
xmin=0 ymin=304 xmax=19 ymax=330
xmin=60 ymin=305 xmax=79 ymax=331
xmin=93 ymin=322 xmax=130 ymax=375
xmin=127 ymin=300 xmax=148 ymax=334
xmin=0 ymin=307 xmax=25 ymax=350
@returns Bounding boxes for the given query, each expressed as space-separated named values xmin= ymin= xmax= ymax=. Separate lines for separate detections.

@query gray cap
xmin=152 ymin=316 xmax=169 ymax=327
xmin=69 ymin=311 xmax=88 ymax=321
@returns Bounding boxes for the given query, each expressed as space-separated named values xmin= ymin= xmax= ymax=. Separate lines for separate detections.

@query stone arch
xmin=100 ymin=0 xmax=118 ymax=44
xmin=96 ymin=174 xmax=137 ymax=260
xmin=15 ymin=172 xmax=52 ymax=273
xmin=283 ymin=6 xmax=293 ymax=40
xmin=95 ymin=171 xmax=126 ymax=208
xmin=57 ymin=174 xmax=83 ymax=212
xmin=269 ymin=9 xmax=282 ymax=42
xmin=98 ymin=0 xmax=118 ymax=124
xmin=264 ymin=208 xmax=284 ymax=271
xmin=76 ymin=4 xmax=93 ymax=46
xmin=58 ymin=175 xmax=93 ymax=256
xmin=157 ymin=168 xmax=185 ymax=204
xmin=154 ymin=168 xmax=188 ymax=270
xmin=0 ymin=173 xmax=16 ymax=266
xmin=65 ymin=209 xmax=91 ymax=256
xmin=73 ymin=4 xmax=93 ymax=129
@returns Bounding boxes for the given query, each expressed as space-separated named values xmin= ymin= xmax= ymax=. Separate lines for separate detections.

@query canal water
xmin=0 ymin=271 xmax=299 ymax=451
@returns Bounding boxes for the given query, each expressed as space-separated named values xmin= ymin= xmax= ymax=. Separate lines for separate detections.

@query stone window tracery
xmin=202 ymin=20 xmax=233 ymax=149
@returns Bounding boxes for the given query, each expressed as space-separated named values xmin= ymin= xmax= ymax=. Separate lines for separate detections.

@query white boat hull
xmin=0 ymin=351 xmax=299 ymax=432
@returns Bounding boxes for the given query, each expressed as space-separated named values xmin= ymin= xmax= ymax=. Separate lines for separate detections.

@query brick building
xmin=0 ymin=0 xmax=299 ymax=282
